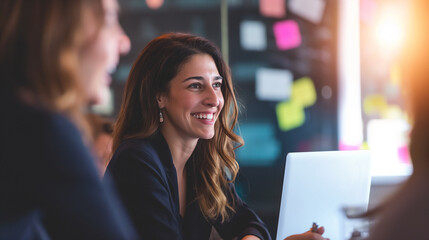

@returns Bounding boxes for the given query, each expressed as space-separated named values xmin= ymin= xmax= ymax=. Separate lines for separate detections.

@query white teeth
xmin=193 ymin=113 xmax=214 ymax=120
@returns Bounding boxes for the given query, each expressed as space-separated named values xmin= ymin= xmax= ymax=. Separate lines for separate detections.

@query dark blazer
xmin=0 ymin=94 xmax=137 ymax=240
xmin=105 ymin=131 xmax=272 ymax=240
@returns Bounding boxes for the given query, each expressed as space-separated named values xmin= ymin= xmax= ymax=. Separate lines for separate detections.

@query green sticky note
xmin=363 ymin=94 xmax=388 ymax=116
xmin=276 ymin=100 xmax=305 ymax=131
xmin=291 ymin=77 xmax=317 ymax=107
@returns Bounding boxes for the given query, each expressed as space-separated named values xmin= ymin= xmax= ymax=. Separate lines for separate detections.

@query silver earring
xmin=159 ymin=111 xmax=164 ymax=123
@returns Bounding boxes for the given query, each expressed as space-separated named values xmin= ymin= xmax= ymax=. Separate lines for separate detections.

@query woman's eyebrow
xmin=183 ymin=76 xmax=204 ymax=82
xmin=183 ymin=75 xmax=223 ymax=82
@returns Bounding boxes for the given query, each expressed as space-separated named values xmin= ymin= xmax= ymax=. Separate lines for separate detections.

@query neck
xmin=160 ymin=127 xmax=198 ymax=174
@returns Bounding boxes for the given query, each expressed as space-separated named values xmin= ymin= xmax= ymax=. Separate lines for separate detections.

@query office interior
xmin=89 ymin=0 xmax=410 ymax=237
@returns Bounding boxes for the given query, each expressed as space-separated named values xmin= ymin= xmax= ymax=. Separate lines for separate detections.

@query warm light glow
xmin=375 ymin=5 xmax=405 ymax=52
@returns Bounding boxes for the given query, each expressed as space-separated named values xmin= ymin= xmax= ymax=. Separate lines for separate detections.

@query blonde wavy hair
xmin=113 ymin=33 xmax=244 ymax=221
xmin=0 ymin=0 xmax=104 ymax=139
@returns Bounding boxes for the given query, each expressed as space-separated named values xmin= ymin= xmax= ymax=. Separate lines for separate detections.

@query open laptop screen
xmin=276 ymin=150 xmax=372 ymax=240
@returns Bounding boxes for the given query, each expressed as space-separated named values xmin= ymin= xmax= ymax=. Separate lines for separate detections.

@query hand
xmin=283 ymin=226 xmax=329 ymax=240
xmin=241 ymin=235 xmax=261 ymax=240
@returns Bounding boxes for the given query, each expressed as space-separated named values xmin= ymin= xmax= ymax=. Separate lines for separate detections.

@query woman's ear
xmin=156 ymin=92 xmax=166 ymax=109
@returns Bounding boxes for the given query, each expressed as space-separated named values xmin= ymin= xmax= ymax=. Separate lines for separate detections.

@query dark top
xmin=105 ymin=131 xmax=272 ymax=240
xmin=0 ymin=94 xmax=137 ymax=240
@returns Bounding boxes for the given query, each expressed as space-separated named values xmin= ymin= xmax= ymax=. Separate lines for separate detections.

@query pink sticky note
xmin=397 ymin=145 xmax=410 ymax=164
xmin=339 ymin=142 xmax=361 ymax=151
xmin=259 ymin=0 xmax=286 ymax=18
xmin=273 ymin=20 xmax=302 ymax=50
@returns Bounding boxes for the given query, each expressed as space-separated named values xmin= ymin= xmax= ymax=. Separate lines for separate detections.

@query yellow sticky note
xmin=360 ymin=141 xmax=370 ymax=150
xmin=276 ymin=100 xmax=305 ymax=131
xmin=381 ymin=104 xmax=404 ymax=119
xmin=363 ymin=95 xmax=388 ymax=115
xmin=390 ymin=62 xmax=401 ymax=85
xmin=291 ymin=77 xmax=317 ymax=107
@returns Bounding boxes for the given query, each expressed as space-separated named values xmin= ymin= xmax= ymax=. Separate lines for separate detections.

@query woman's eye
xmin=189 ymin=83 xmax=201 ymax=89
xmin=213 ymin=82 xmax=222 ymax=88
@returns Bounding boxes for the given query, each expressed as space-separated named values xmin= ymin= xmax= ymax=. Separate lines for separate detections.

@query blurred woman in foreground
xmin=368 ymin=0 xmax=429 ymax=239
xmin=0 ymin=0 xmax=136 ymax=239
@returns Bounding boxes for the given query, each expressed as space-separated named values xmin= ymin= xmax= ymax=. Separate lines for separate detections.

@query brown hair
xmin=113 ymin=33 xmax=244 ymax=221
xmin=0 ymin=0 xmax=104 ymax=137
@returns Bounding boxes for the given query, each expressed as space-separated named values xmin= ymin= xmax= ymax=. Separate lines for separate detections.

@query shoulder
xmin=4 ymin=95 xmax=81 ymax=144
xmin=107 ymin=138 xmax=168 ymax=180
xmin=2 ymin=95 xmax=86 ymax=155
xmin=370 ymin=176 xmax=429 ymax=240
xmin=1 ymin=95 xmax=99 ymax=182
xmin=112 ymin=139 xmax=161 ymax=165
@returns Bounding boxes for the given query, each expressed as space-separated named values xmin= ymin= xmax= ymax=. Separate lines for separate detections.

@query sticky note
xmin=390 ymin=62 xmax=401 ymax=85
xmin=339 ymin=142 xmax=361 ymax=151
xmin=291 ymin=77 xmax=317 ymax=107
xmin=363 ymin=95 xmax=388 ymax=116
xmin=381 ymin=105 xmax=404 ymax=119
xmin=273 ymin=20 xmax=302 ymax=50
xmin=240 ymin=20 xmax=267 ymax=51
xmin=397 ymin=145 xmax=410 ymax=164
xmin=288 ymin=0 xmax=326 ymax=24
xmin=255 ymin=68 xmax=293 ymax=101
xmin=259 ymin=0 xmax=286 ymax=18
xmin=276 ymin=100 xmax=305 ymax=131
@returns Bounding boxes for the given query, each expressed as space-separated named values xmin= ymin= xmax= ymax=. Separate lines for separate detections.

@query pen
xmin=311 ymin=222 xmax=318 ymax=233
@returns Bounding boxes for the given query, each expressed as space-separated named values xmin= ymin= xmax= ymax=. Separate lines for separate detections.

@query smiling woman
xmin=105 ymin=33 xmax=272 ymax=240
xmin=157 ymin=53 xmax=224 ymax=142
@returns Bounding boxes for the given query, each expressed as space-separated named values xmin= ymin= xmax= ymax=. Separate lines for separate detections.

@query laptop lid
xmin=276 ymin=150 xmax=372 ymax=240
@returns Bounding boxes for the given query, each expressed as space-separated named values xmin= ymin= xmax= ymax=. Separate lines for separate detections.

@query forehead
xmin=176 ymin=54 xmax=219 ymax=76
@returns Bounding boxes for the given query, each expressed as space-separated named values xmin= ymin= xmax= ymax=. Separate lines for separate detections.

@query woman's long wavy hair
xmin=0 ymin=0 xmax=104 ymax=138
xmin=113 ymin=33 xmax=244 ymax=221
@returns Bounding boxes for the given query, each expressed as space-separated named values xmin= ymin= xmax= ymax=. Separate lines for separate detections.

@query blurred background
xmin=91 ymin=0 xmax=411 ymax=237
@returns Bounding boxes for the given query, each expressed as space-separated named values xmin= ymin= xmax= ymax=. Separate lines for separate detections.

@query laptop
xmin=276 ymin=150 xmax=372 ymax=240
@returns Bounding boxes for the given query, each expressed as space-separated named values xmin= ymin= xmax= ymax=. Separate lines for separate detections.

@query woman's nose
xmin=203 ymin=87 xmax=222 ymax=107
